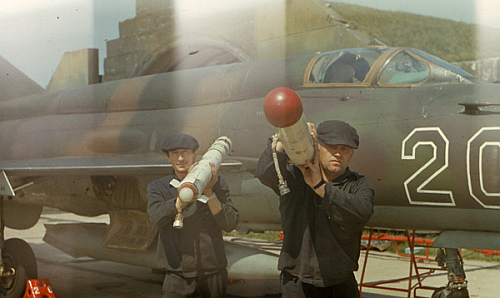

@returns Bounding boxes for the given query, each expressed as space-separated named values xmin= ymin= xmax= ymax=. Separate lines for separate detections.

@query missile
xmin=263 ymin=87 xmax=314 ymax=166
xmin=171 ymin=136 xmax=232 ymax=203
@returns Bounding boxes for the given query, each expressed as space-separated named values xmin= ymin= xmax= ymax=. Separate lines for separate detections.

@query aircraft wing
xmin=0 ymin=155 xmax=243 ymax=177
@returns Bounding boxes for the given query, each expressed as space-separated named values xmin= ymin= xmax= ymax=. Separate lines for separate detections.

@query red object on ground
xmin=360 ymin=233 xmax=500 ymax=259
xmin=23 ymin=279 xmax=56 ymax=298
xmin=263 ymin=87 xmax=303 ymax=128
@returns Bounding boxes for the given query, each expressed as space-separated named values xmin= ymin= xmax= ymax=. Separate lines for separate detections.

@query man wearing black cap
xmin=148 ymin=133 xmax=239 ymax=298
xmin=255 ymin=120 xmax=374 ymax=298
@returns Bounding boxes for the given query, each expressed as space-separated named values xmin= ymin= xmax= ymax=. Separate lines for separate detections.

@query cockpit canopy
xmin=306 ymin=47 xmax=475 ymax=87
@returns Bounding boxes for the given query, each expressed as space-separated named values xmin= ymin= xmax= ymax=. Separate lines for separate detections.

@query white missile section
xmin=275 ymin=114 xmax=314 ymax=166
xmin=263 ymin=87 xmax=314 ymax=166
xmin=172 ymin=136 xmax=232 ymax=203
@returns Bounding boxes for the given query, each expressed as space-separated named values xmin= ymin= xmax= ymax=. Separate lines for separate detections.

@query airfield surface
xmin=6 ymin=210 xmax=499 ymax=298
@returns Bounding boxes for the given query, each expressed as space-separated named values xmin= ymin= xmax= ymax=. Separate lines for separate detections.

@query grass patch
xmin=329 ymin=2 xmax=500 ymax=62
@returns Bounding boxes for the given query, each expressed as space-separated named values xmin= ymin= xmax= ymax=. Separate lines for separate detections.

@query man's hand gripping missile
xmin=295 ymin=123 xmax=328 ymax=197
xmin=170 ymin=136 xmax=232 ymax=229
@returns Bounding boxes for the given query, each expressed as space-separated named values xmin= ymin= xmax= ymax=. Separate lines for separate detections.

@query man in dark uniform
xmin=255 ymin=120 xmax=374 ymax=298
xmin=148 ymin=133 xmax=239 ymax=298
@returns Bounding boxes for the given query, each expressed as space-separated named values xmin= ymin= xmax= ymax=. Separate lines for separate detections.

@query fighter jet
xmin=1 ymin=46 xmax=499 ymax=297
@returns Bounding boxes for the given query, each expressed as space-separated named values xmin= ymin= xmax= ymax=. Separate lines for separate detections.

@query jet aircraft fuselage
xmin=1 ymin=47 xmax=499 ymax=249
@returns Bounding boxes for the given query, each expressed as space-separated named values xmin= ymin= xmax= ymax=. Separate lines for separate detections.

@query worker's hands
xmin=201 ymin=163 xmax=222 ymax=215
xmin=275 ymin=140 xmax=284 ymax=152
xmin=203 ymin=162 xmax=218 ymax=197
xmin=275 ymin=122 xmax=316 ymax=153
xmin=297 ymin=123 xmax=326 ymax=195
xmin=307 ymin=122 xmax=316 ymax=136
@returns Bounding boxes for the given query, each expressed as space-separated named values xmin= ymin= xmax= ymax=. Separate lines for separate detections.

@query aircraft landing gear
xmin=1 ymin=239 xmax=38 ymax=298
xmin=432 ymin=248 xmax=469 ymax=298
xmin=0 ymin=196 xmax=38 ymax=298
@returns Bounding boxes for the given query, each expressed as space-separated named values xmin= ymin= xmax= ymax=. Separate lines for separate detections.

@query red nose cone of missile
xmin=263 ymin=87 xmax=303 ymax=128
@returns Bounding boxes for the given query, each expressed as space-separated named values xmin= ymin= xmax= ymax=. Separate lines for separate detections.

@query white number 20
xmin=402 ymin=127 xmax=500 ymax=209
xmin=401 ymin=127 xmax=454 ymax=206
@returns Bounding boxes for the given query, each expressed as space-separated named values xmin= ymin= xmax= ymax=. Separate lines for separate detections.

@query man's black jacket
xmin=148 ymin=174 xmax=239 ymax=278
xmin=255 ymin=138 xmax=374 ymax=286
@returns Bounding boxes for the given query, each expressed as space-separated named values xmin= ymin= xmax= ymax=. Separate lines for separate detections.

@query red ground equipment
xmin=23 ymin=279 xmax=56 ymax=298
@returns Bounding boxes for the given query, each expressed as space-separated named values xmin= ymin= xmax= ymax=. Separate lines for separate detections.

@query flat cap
xmin=316 ymin=120 xmax=359 ymax=149
xmin=161 ymin=133 xmax=199 ymax=153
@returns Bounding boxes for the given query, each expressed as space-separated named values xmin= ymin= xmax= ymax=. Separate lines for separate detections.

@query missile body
xmin=263 ymin=87 xmax=314 ymax=166
xmin=175 ymin=136 xmax=232 ymax=203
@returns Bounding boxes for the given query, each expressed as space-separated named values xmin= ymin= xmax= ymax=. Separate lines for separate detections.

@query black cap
xmin=161 ymin=133 xmax=199 ymax=153
xmin=316 ymin=120 xmax=359 ymax=149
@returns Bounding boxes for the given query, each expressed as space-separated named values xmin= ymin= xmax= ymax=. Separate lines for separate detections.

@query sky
xmin=0 ymin=0 xmax=136 ymax=88
xmin=0 ymin=0 xmax=498 ymax=88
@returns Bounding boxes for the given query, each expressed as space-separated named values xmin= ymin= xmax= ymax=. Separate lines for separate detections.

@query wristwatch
xmin=199 ymin=192 xmax=217 ymax=203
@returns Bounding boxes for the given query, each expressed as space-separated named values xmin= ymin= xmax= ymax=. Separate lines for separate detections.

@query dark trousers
xmin=162 ymin=270 xmax=227 ymax=298
xmin=282 ymin=271 xmax=360 ymax=298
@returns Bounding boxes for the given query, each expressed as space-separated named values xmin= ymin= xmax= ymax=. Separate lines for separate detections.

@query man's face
xmin=167 ymin=149 xmax=198 ymax=177
xmin=319 ymin=142 xmax=355 ymax=180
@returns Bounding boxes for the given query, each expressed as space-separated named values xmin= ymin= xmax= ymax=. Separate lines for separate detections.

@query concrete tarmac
xmin=6 ymin=210 xmax=500 ymax=298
